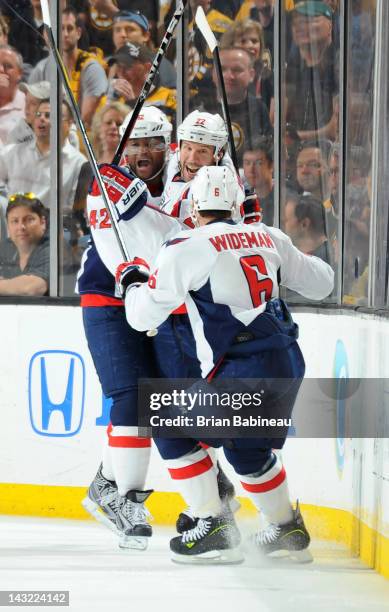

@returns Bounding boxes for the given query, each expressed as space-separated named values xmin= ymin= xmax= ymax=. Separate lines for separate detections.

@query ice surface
xmin=1 ymin=516 xmax=389 ymax=612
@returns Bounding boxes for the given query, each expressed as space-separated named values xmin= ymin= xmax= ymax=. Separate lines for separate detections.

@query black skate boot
xmin=82 ymin=464 xmax=121 ymax=534
xmin=116 ymin=489 xmax=154 ymax=550
xmin=170 ymin=513 xmax=243 ymax=565
xmin=251 ymin=501 xmax=312 ymax=563
xmin=176 ymin=462 xmax=240 ymax=533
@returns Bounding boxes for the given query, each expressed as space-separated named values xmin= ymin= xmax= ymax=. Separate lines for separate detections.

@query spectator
xmin=242 ymin=137 xmax=274 ymax=225
xmin=109 ymin=11 xmax=176 ymax=88
xmin=0 ymin=194 xmax=49 ymax=296
xmin=248 ymin=0 xmax=275 ymax=61
xmin=1 ymin=1 xmax=47 ymax=70
xmin=283 ymin=192 xmax=330 ymax=262
xmin=286 ymin=1 xmax=338 ymax=141
xmin=220 ymin=19 xmax=274 ymax=118
xmin=107 ymin=43 xmax=176 ymax=125
xmin=7 ymin=81 xmax=50 ymax=145
xmin=0 ymin=45 xmax=25 ymax=145
xmin=186 ymin=0 xmax=233 ymax=99
xmin=296 ymin=140 xmax=330 ymax=201
xmin=194 ymin=47 xmax=271 ymax=165
xmin=90 ymin=100 xmax=129 ymax=163
xmin=0 ymin=98 xmax=86 ymax=211
xmin=75 ymin=0 xmax=160 ymax=56
xmin=29 ymin=8 xmax=108 ymax=130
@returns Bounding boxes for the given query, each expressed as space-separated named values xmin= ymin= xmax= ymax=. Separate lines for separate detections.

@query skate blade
xmin=171 ymin=547 xmax=244 ymax=565
xmin=118 ymin=535 xmax=150 ymax=551
xmin=81 ymin=497 xmax=119 ymax=535
xmin=266 ymin=548 xmax=313 ymax=564
xmin=290 ymin=548 xmax=313 ymax=563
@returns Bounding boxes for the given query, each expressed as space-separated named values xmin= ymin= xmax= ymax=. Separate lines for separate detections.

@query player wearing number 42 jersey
xmin=117 ymin=165 xmax=334 ymax=564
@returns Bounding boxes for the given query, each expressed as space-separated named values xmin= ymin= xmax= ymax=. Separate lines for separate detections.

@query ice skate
xmin=82 ymin=464 xmax=121 ymax=534
xmin=171 ymin=512 xmax=243 ymax=565
xmin=251 ymin=501 xmax=313 ymax=563
xmin=176 ymin=462 xmax=240 ymax=533
xmin=116 ymin=489 xmax=153 ymax=550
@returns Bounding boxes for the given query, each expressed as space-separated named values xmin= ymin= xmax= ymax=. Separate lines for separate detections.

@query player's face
xmin=243 ymin=150 xmax=273 ymax=189
xmin=112 ymin=20 xmax=148 ymax=51
xmin=7 ymin=205 xmax=46 ymax=249
xmin=62 ymin=14 xmax=81 ymax=53
xmin=100 ymin=108 xmax=123 ymax=149
xmin=33 ymin=102 xmax=51 ymax=140
xmin=235 ymin=29 xmax=262 ymax=61
xmin=126 ymin=137 xmax=166 ymax=181
xmin=180 ymin=141 xmax=216 ymax=182
xmin=296 ymin=148 xmax=326 ymax=193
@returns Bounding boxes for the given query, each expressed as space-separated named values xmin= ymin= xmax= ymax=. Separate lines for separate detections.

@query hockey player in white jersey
xmin=160 ymin=109 xmax=242 ymax=223
xmin=79 ymin=107 xmax=181 ymax=549
xmin=116 ymin=166 xmax=334 ymax=564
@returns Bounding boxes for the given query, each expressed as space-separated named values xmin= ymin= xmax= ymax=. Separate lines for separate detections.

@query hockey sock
xmin=101 ymin=426 xmax=115 ymax=481
xmin=239 ymin=454 xmax=293 ymax=525
xmin=108 ymin=425 xmax=151 ymax=496
xmin=167 ymin=446 xmax=222 ymax=518
xmin=199 ymin=443 xmax=218 ymax=471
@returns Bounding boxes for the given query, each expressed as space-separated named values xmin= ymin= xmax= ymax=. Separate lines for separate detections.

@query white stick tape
xmin=195 ymin=7 xmax=217 ymax=53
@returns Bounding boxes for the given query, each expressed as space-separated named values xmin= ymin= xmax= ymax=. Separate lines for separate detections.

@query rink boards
xmin=0 ymin=304 xmax=388 ymax=579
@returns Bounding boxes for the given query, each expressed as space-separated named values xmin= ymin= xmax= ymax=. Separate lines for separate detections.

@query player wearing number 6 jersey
xmin=118 ymin=165 xmax=334 ymax=564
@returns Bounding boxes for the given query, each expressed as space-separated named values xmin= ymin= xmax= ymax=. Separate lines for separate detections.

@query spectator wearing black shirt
xmin=193 ymin=47 xmax=272 ymax=165
xmin=0 ymin=194 xmax=49 ymax=296
xmin=286 ymin=1 xmax=338 ymax=141
xmin=220 ymin=19 xmax=274 ymax=119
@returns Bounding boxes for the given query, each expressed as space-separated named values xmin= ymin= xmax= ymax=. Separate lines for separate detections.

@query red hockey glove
xmin=240 ymin=191 xmax=262 ymax=224
xmin=115 ymin=257 xmax=150 ymax=298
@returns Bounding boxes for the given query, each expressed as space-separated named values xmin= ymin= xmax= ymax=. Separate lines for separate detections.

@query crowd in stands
xmin=0 ymin=0 xmax=376 ymax=303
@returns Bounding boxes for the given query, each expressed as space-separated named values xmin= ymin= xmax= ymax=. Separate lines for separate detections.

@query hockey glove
xmin=240 ymin=190 xmax=262 ymax=224
xmin=115 ymin=257 xmax=150 ymax=298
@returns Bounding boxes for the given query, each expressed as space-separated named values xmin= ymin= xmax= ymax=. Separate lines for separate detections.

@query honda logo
xmin=28 ymin=350 xmax=85 ymax=437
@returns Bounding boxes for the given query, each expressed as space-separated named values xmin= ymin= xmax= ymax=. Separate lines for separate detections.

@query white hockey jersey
xmin=125 ymin=219 xmax=334 ymax=376
xmin=84 ymin=164 xmax=181 ymax=278
xmin=160 ymin=150 xmax=244 ymax=223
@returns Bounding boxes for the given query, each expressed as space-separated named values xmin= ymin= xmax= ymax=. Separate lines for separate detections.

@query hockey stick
xmin=40 ymin=0 xmax=132 ymax=261
xmin=112 ymin=0 xmax=188 ymax=165
xmin=195 ymin=7 xmax=239 ymax=172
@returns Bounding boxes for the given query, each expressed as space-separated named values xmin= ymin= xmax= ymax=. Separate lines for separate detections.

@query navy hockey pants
xmin=82 ymin=305 xmax=156 ymax=426
xmin=154 ymin=340 xmax=305 ymax=475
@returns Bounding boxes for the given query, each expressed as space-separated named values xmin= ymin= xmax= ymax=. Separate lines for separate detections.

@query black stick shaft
xmin=44 ymin=26 xmax=130 ymax=260
xmin=213 ymin=48 xmax=239 ymax=172
xmin=112 ymin=0 xmax=187 ymax=165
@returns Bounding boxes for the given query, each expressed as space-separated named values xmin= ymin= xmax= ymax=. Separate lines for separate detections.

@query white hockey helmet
xmin=177 ymin=111 xmax=228 ymax=157
xmin=191 ymin=166 xmax=240 ymax=214
xmin=120 ymin=105 xmax=173 ymax=145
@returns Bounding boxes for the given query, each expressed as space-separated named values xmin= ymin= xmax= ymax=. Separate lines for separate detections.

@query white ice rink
xmin=1 ymin=516 xmax=389 ymax=612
